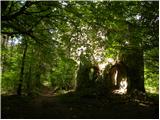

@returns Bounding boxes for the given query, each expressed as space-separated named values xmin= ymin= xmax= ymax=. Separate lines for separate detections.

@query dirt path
xmin=1 ymin=90 xmax=159 ymax=119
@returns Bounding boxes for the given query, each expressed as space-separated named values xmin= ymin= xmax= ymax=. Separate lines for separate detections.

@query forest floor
xmin=1 ymin=87 xmax=159 ymax=119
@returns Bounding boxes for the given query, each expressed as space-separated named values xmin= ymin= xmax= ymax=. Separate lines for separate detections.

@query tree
xmin=17 ymin=38 xmax=28 ymax=95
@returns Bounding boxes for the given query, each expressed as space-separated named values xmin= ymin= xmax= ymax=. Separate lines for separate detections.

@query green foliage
xmin=1 ymin=37 xmax=21 ymax=94
xmin=2 ymin=70 xmax=18 ymax=94
xmin=144 ymin=67 xmax=158 ymax=94
xmin=50 ymin=58 xmax=77 ymax=90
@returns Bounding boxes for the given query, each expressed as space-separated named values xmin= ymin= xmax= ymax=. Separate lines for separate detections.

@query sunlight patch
xmin=120 ymin=78 xmax=128 ymax=89
xmin=98 ymin=63 xmax=106 ymax=70
xmin=113 ymin=79 xmax=128 ymax=94
xmin=107 ymin=58 xmax=114 ymax=63
xmin=43 ymin=81 xmax=50 ymax=86
xmin=114 ymin=70 xmax=118 ymax=85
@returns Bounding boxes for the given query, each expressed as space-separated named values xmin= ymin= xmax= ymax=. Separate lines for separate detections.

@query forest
xmin=1 ymin=1 xmax=159 ymax=119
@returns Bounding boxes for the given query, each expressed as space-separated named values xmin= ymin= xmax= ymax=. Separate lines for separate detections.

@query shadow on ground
xmin=1 ymin=91 xmax=159 ymax=119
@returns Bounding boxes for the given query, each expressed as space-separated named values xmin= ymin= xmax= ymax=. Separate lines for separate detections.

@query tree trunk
xmin=35 ymin=71 xmax=41 ymax=88
xmin=27 ymin=65 xmax=32 ymax=96
xmin=120 ymin=23 xmax=145 ymax=93
xmin=17 ymin=41 xmax=28 ymax=95
xmin=120 ymin=47 xmax=145 ymax=93
xmin=76 ymin=62 xmax=90 ymax=90
xmin=1 ymin=35 xmax=9 ymax=73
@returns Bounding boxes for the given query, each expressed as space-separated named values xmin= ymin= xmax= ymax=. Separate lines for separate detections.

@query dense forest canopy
xmin=1 ymin=1 xmax=159 ymax=96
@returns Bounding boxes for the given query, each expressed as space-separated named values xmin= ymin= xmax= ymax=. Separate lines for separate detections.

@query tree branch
xmin=1 ymin=31 xmax=22 ymax=36
xmin=2 ymin=1 xmax=34 ymax=21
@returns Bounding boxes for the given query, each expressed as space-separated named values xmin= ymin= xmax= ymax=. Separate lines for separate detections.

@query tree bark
xmin=120 ymin=23 xmax=145 ymax=93
xmin=120 ymin=47 xmax=145 ymax=93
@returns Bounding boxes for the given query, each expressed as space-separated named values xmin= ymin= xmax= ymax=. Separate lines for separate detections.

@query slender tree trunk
xmin=17 ymin=41 xmax=28 ymax=95
xmin=1 ymin=35 xmax=9 ymax=73
xmin=27 ymin=65 xmax=32 ymax=96
xmin=35 ymin=71 xmax=41 ymax=88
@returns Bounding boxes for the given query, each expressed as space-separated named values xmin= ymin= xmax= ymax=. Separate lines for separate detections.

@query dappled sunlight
xmin=98 ymin=58 xmax=115 ymax=71
xmin=107 ymin=58 xmax=114 ymax=63
xmin=76 ymin=46 xmax=87 ymax=57
xmin=1 ymin=0 xmax=158 ymax=118
xmin=145 ymin=87 xmax=158 ymax=94
xmin=113 ymin=88 xmax=127 ymax=95
xmin=125 ymin=41 xmax=129 ymax=45
xmin=114 ymin=70 xmax=118 ymax=85
xmin=113 ymin=79 xmax=128 ymax=95
xmin=98 ymin=63 xmax=106 ymax=70
xmin=120 ymin=78 xmax=128 ymax=89
xmin=42 ymin=81 xmax=51 ymax=87
xmin=7 ymin=36 xmax=22 ymax=45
